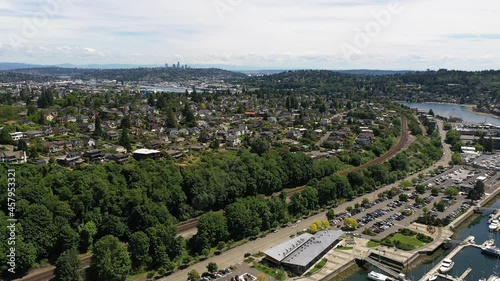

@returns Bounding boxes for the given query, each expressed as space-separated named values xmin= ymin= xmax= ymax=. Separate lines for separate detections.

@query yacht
xmin=482 ymin=245 xmax=500 ymax=257
xmin=490 ymin=222 xmax=498 ymax=231
xmin=439 ymin=258 xmax=454 ymax=274
xmin=367 ymin=271 xmax=392 ymax=281
xmin=428 ymin=275 xmax=437 ymax=281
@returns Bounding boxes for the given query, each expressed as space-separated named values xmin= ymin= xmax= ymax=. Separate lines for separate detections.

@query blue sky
xmin=0 ymin=0 xmax=499 ymax=70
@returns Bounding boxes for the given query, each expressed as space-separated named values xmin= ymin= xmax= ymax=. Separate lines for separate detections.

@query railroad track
xmin=20 ymin=116 xmax=410 ymax=281
xmin=16 ymin=255 xmax=91 ymax=281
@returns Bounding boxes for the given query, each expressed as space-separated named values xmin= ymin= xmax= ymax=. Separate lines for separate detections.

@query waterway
xmin=342 ymin=199 xmax=500 ymax=281
xmin=400 ymin=102 xmax=500 ymax=127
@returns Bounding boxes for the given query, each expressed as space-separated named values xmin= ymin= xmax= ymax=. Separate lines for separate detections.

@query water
xmin=400 ymin=102 xmax=500 ymax=127
xmin=342 ymin=199 xmax=500 ymax=281
xmin=138 ymin=85 xmax=188 ymax=93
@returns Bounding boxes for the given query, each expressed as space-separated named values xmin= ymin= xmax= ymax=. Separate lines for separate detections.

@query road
xmin=159 ymin=118 xmax=453 ymax=281
xmin=16 ymin=114 xmax=419 ymax=281
xmin=315 ymin=131 xmax=332 ymax=147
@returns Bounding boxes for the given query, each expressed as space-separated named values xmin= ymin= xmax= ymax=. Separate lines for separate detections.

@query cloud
xmin=0 ymin=0 xmax=499 ymax=70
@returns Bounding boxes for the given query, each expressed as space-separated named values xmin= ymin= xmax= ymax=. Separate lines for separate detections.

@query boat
xmin=367 ymin=271 xmax=392 ymax=281
xmin=482 ymin=246 xmax=500 ymax=257
xmin=439 ymin=258 xmax=454 ymax=273
xmin=428 ymin=275 xmax=437 ymax=281
xmin=490 ymin=222 xmax=498 ymax=230
xmin=467 ymin=235 xmax=476 ymax=243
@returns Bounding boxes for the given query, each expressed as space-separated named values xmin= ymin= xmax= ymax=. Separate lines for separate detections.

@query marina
xmin=340 ymin=199 xmax=500 ymax=281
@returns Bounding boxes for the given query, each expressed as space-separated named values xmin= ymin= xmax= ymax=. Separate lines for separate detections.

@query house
xmin=57 ymin=151 xmax=84 ymax=167
xmin=77 ymin=115 xmax=89 ymax=124
xmin=24 ymin=130 xmax=45 ymax=139
xmin=0 ymin=151 xmax=27 ymax=163
xmin=286 ymin=129 xmax=302 ymax=140
xmin=65 ymin=116 xmax=77 ymax=123
xmin=132 ymin=149 xmax=161 ymax=160
xmin=109 ymin=145 xmax=127 ymax=154
xmin=44 ymin=113 xmax=55 ymax=122
xmin=319 ymin=119 xmax=331 ymax=126
xmin=106 ymin=153 xmax=129 ymax=163
xmin=83 ymin=149 xmax=105 ymax=162
xmin=9 ymin=132 xmax=25 ymax=141
xmin=79 ymin=123 xmax=95 ymax=133
xmin=226 ymin=135 xmax=241 ymax=147
xmin=43 ymin=141 xmax=65 ymax=153
xmin=41 ymin=127 xmax=54 ymax=137
xmin=106 ymin=131 xmax=119 ymax=141
xmin=81 ymin=137 xmax=96 ymax=147
xmin=53 ymin=126 xmax=70 ymax=135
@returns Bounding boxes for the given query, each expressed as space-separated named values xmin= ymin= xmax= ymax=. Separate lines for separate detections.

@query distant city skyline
xmin=0 ymin=0 xmax=499 ymax=70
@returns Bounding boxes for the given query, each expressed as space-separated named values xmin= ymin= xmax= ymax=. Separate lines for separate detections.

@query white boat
xmin=367 ymin=271 xmax=391 ymax=281
xmin=490 ymin=223 xmax=498 ymax=230
xmin=428 ymin=275 xmax=437 ymax=281
xmin=439 ymin=258 xmax=454 ymax=273
xmin=467 ymin=235 xmax=475 ymax=243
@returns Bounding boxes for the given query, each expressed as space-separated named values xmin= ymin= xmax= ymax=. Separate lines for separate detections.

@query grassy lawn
xmin=253 ymin=263 xmax=286 ymax=281
xmin=305 ymin=258 xmax=328 ymax=276
xmin=336 ymin=246 xmax=353 ymax=250
xmin=390 ymin=233 xmax=426 ymax=248
xmin=367 ymin=240 xmax=381 ymax=248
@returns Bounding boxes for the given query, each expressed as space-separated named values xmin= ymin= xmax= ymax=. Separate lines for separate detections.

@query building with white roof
xmin=264 ymin=230 xmax=343 ymax=275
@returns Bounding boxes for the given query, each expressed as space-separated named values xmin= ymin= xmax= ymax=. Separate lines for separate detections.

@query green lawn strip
xmin=367 ymin=240 xmax=381 ymax=248
xmin=337 ymin=246 xmax=353 ymax=250
xmin=305 ymin=258 xmax=328 ymax=276
xmin=389 ymin=233 xmax=426 ymax=248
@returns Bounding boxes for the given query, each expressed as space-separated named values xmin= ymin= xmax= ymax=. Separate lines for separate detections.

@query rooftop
xmin=132 ymin=148 xmax=161 ymax=155
xmin=265 ymin=230 xmax=344 ymax=267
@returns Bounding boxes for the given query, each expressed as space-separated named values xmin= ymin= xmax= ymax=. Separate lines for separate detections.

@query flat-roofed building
xmin=132 ymin=148 xmax=161 ymax=160
xmin=264 ymin=230 xmax=343 ymax=275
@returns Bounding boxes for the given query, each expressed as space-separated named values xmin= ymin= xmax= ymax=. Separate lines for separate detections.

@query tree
xmin=428 ymin=109 xmax=434 ymax=116
xmin=468 ymin=180 xmax=485 ymax=200
xmin=431 ymin=187 xmax=439 ymax=196
xmin=250 ymin=138 xmax=270 ymax=156
xmin=54 ymin=249 xmax=82 ymax=281
xmin=90 ymin=235 xmax=131 ymax=281
xmin=17 ymin=139 xmax=28 ymax=152
xmin=207 ymin=262 xmax=218 ymax=273
xmin=165 ymin=108 xmax=177 ymax=128
xmin=399 ymin=194 xmax=409 ymax=202
xmin=415 ymin=184 xmax=426 ymax=194
xmin=326 ymin=209 xmax=335 ymax=221
xmin=188 ymin=269 xmax=201 ymax=281
xmin=322 ymin=220 xmax=330 ymax=229
xmin=120 ymin=116 xmax=131 ymax=129
xmin=343 ymin=218 xmax=358 ymax=230
xmin=444 ymin=187 xmax=459 ymax=197
xmin=451 ymin=152 xmax=462 ymax=165
xmin=129 ymin=231 xmax=151 ymax=271
xmin=78 ymin=221 xmax=97 ymax=253
xmin=119 ymin=128 xmax=132 ymax=151
xmin=94 ymin=117 xmax=103 ymax=138
xmin=0 ymin=128 xmax=13 ymax=145
xmin=309 ymin=223 xmax=318 ymax=234
xmin=196 ymin=212 xmax=229 ymax=251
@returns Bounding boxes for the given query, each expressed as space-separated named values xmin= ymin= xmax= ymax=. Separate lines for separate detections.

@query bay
xmin=400 ymin=102 xmax=500 ymax=127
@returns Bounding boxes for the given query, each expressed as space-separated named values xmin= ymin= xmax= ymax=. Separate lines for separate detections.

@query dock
xmin=419 ymin=237 xmax=490 ymax=281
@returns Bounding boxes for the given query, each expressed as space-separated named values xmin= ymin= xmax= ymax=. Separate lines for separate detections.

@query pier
xmin=419 ymin=237 xmax=491 ymax=281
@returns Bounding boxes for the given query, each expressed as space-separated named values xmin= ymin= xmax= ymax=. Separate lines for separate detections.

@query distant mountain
xmin=333 ymin=69 xmax=415 ymax=76
xmin=0 ymin=62 xmax=46 ymax=71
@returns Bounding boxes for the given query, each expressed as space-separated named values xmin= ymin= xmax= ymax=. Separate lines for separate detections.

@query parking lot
xmin=328 ymin=165 xmax=500 ymax=240
xmin=206 ymin=263 xmax=273 ymax=281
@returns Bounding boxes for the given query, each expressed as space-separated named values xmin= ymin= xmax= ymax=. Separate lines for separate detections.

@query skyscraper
xmin=177 ymin=62 xmax=180 ymax=68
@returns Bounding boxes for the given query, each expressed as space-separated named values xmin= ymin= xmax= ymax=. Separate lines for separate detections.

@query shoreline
xmin=327 ymin=183 xmax=500 ymax=281
xmin=400 ymin=101 xmax=500 ymax=121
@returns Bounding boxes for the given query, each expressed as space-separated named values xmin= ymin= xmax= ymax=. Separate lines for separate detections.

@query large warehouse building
xmin=264 ymin=230 xmax=344 ymax=275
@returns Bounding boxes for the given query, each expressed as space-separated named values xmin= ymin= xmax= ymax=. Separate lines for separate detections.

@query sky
xmin=0 ymin=0 xmax=499 ymax=70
